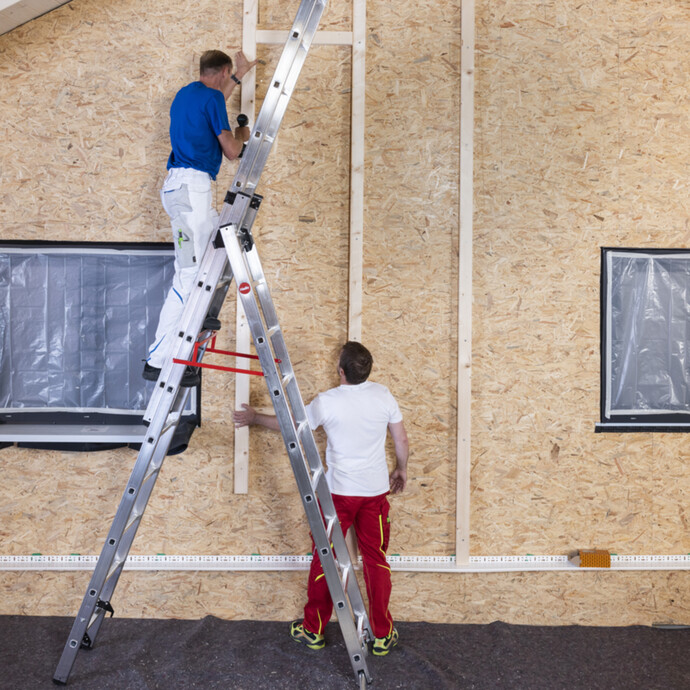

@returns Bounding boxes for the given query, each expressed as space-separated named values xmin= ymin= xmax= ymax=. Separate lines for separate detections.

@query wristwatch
xmin=231 ymin=74 xmax=241 ymax=85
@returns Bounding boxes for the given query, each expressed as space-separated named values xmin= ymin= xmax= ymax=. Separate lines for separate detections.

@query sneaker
xmin=372 ymin=628 xmax=398 ymax=656
xmin=142 ymin=363 xmax=200 ymax=388
xmin=290 ymin=621 xmax=325 ymax=650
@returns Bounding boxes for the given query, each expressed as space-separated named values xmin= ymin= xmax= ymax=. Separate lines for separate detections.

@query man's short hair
xmin=339 ymin=341 xmax=373 ymax=384
xmin=200 ymin=50 xmax=233 ymax=76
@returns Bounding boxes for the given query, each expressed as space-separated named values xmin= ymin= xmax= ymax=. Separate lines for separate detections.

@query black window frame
xmin=598 ymin=246 xmax=690 ymax=433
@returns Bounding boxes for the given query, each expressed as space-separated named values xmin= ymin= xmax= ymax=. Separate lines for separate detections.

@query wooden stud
xmin=456 ymin=0 xmax=474 ymax=565
xmin=347 ymin=0 xmax=365 ymax=342
xmin=234 ymin=0 xmax=259 ymax=494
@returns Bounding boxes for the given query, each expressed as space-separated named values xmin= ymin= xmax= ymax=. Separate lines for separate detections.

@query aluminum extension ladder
xmin=53 ymin=1 xmax=374 ymax=687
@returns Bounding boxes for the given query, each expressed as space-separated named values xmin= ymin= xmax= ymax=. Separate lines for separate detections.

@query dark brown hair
xmin=339 ymin=341 xmax=373 ymax=384
xmin=199 ymin=50 xmax=233 ymax=76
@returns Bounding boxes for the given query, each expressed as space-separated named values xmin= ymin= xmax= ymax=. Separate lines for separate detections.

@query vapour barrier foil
xmin=608 ymin=252 xmax=690 ymax=415
xmin=0 ymin=250 xmax=175 ymax=412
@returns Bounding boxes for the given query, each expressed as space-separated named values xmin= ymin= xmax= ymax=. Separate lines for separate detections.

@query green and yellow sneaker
xmin=372 ymin=627 xmax=399 ymax=656
xmin=290 ymin=620 xmax=325 ymax=650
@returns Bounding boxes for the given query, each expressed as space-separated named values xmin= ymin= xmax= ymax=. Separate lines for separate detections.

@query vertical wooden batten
xmin=234 ymin=0 xmax=259 ymax=494
xmin=347 ymin=0 xmax=365 ymax=342
xmin=456 ymin=0 xmax=474 ymax=565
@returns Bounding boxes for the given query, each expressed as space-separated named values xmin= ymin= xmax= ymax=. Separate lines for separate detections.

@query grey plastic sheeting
xmin=0 ymin=250 xmax=175 ymax=412
xmin=607 ymin=252 xmax=690 ymax=415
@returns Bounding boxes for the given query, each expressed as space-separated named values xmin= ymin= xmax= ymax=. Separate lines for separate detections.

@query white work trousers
xmin=147 ymin=168 xmax=218 ymax=368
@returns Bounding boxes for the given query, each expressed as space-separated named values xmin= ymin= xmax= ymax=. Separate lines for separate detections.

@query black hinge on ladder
xmin=97 ymin=599 xmax=115 ymax=617
xmin=217 ymin=193 xmax=263 ymax=252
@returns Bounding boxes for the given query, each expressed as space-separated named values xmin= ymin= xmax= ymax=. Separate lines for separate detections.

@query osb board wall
xmin=1 ymin=569 xmax=687 ymax=626
xmin=0 ymin=0 xmax=359 ymax=564
xmin=0 ymin=0 xmax=458 ymax=616
xmin=1 ymin=0 xmax=689 ymax=628
xmin=471 ymin=0 xmax=690 ymax=559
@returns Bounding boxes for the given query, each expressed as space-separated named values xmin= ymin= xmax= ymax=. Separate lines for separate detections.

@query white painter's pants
xmin=147 ymin=167 xmax=218 ymax=369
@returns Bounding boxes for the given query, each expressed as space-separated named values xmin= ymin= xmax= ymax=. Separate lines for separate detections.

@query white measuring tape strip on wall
xmin=1 ymin=554 xmax=688 ymax=572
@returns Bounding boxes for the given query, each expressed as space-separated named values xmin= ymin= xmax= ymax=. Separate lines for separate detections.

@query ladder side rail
xmin=58 ymin=234 xmax=234 ymax=683
xmin=296 ymin=423 xmax=371 ymax=640
xmin=257 ymin=354 xmax=373 ymax=682
xmin=236 ymin=236 xmax=373 ymax=639
xmin=72 ymin=402 xmax=184 ymax=645
xmin=242 ymin=248 xmax=335 ymax=469
xmin=57 ymin=1 xmax=331 ymax=684
xmin=309 ymin=469 xmax=373 ymax=639
xmin=277 ymin=420 xmax=372 ymax=682
xmin=298 ymin=475 xmax=371 ymax=682
xmin=58 ymin=244 xmax=232 ymax=679
xmin=231 ymin=0 xmax=328 ymax=196
xmin=221 ymin=226 xmax=372 ymax=683
xmin=53 ymin=414 xmax=183 ymax=684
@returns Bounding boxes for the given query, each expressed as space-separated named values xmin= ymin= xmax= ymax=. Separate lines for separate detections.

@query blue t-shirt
xmin=167 ymin=81 xmax=231 ymax=180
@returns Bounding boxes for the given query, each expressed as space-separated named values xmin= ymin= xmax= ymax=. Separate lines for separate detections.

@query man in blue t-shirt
xmin=144 ymin=50 xmax=257 ymax=386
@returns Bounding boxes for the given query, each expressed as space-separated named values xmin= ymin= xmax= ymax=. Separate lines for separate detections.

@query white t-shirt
xmin=305 ymin=380 xmax=403 ymax=497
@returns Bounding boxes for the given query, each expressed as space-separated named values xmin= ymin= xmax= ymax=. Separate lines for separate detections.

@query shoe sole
xmin=291 ymin=637 xmax=325 ymax=650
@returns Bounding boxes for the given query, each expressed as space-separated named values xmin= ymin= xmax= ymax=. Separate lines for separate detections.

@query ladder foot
xmin=52 ymin=679 xmax=67 ymax=686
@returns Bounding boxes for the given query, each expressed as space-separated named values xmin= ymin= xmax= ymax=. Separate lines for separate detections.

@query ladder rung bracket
xmin=296 ymin=419 xmax=310 ymax=438
xmin=310 ymin=465 xmax=323 ymax=490
xmin=124 ymin=511 xmax=141 ymax=534
xmin=325 ymin=515 xmax=337 ymax=540
xmin=105 ymin=560 xmax=125 ymax=586
xmin=341 ymin=564 xmax=351 ymax=590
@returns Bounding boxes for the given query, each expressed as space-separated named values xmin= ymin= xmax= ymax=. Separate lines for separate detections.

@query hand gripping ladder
xmin=54 ymin=0 xmax=374 ymax=687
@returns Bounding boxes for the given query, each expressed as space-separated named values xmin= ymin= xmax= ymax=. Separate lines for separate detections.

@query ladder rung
xmin=281 ymin=372 xmax=294 ymax=388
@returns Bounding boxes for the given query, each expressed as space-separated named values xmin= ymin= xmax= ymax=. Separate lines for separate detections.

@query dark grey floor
xmin=1 ymin=615 xmax=688 ymax=690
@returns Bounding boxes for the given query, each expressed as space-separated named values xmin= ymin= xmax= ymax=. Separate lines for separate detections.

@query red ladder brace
xmin=173 ymin=334 xmax=281 ymax=377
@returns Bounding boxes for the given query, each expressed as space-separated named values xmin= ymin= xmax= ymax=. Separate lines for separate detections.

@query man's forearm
xmin=253 ymin=412 xmax=281 ymax=431
xmin=394 ymin=441 xmax=409 ymax=471
xmin=389 ymin=421 xmax=409 ymax=470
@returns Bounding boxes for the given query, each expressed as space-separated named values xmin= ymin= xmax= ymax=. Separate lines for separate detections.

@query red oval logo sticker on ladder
xmin=239 ymin=282 xmax=251 ymax=295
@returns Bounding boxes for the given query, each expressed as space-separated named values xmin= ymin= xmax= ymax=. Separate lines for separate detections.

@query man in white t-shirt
xmin=232 ymin=341 xmax=409 ymax=656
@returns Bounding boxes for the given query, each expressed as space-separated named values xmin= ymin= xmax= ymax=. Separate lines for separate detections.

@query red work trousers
xmin=302 ymin=492 xmax=394 ymax=640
